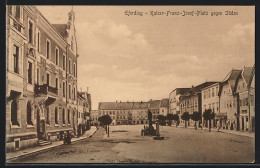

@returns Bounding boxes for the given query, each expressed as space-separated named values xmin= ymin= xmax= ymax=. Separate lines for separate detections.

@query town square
xmin=6 ymin=5 xmax=255 ymax=164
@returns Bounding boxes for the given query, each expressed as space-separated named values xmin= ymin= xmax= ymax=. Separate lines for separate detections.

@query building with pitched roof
xmin=179 ymin=82 xmax=217 ymax=126
xmin=6 ymin=5 xmax=79 ymax=152
xmin=159 ymin=98 xmax=169 ymax=116
xmin=219 ymin=69 xmax=242 ymax=130
xmin=169 ymin=88 xmax=190 ymax=115
xmin=148 ymin=100 xmax=161 ymax=122
xmin=234 ymin=66 xmax=254 ymax=132
xmin=132 ymin=101 xmax=149 ymax=124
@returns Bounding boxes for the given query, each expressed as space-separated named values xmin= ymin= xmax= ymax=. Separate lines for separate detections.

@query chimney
xmin=80 ymin=87 xmax=82 ymax=92
xmin=87 ymin=87 xmax=89 ymax=93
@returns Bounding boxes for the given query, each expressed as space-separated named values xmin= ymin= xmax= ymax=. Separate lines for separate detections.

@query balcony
xmin=34 ymin=84 xmax=58 ymax=95
xmin=34 ymin=84 xmax=57 ymax=106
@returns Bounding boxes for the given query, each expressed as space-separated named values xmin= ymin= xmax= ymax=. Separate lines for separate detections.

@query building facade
xmin=6 ymin=5 xmax=79 ymax=152
xmin=219 ymin=69 xmax=241 ymax=130
xmin=132 ymin=102 xmax=149 ymax=125
xmin=169 ymin=88 xmax=190 ymax=115
xmin=148 ymin=100 xmax=161 ymax=122
xmin=179 ymin=82 xmax=217 ymax=126
xmin=201 ymin=82 xmax=221 ymax=127
xmin=234 ymin=66 xmax=254 ymax=132
xmin=159 ymin=98 xmax=169 ymax=116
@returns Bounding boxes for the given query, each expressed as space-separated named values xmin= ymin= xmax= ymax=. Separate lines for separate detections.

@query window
xmin=71 ymin=36 xmax=74 ymax=52
xmin=69 ymin=85 xmax=71 ymax=99
xmin=73 ymin=87 xmax=76 ymax=100
xmin=68 ymin=109 xmax=71 ymax=124
xmin=27 ymin=62 xmax=32 ymax=84
xmin=37 ymin=31 xmax=41 ymax=52
xmin=55 ymin=78 xmax=58 ymax=89
xmin=28 ymin=20 xmax=33 ymax=44
xmin=11 ymin=100 xmax=19 ymax=126
xmin=26 ymin=102 xmax=33 ymax=125
xmin=68 ymin=59 xmax=71 ymax=74
xmin=36 ymin=68 xmax=39 ymax=84
xmin=63 ymin=54 xmax=66 ymax=70
xmin=46 ymin=73 xmax=50 ymax=86
xmin=208 ymin=90 xmax=211 ymax=98
xmin=73 ymin=63 xmax=76 ymax=77
xmin=212 ymin=88 xmax=215 ymax=97
xmin=46 ymin=107 xmax=50 ymax=125
xmin=63 ymin=81 xmax=65 ymax=97
xmin=62 ymin=109 xmax=65 ymax=124
xmin=55 ymin=48 xmax=59 ymax=65
xmin=216 ymin=86 xmax=218 ymax=95
xmin=46 ymin=40 xmax=50 ymax=59
xmin=55 ymin=107 xmax=58 ymax=124
xmin=13 ymin=45 xmax=19 ymax=74
xmin=14 ymin=6 xmax=21 ymax=21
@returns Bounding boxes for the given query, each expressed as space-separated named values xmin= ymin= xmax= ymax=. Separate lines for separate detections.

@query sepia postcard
xmin=6 ymin=5 xmax=255 ymax=164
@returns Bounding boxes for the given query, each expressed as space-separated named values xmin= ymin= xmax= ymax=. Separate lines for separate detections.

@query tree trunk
xmin=106 ymin=125 xmax=107 ymax=134
xmin=195 ymin=121 xmax=197 ymax=130
xmin=108 ymin=125 xmax=109 ymax=137
xmin=209 ymin=120 xmax=211 ymax=132
xmin=176 ymin=121 xmax=178 ymax=128
xmin=185 ymin=121 xmax=187 ymax=128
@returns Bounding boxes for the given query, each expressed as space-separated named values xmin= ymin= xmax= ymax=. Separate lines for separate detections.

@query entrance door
xmin=242 ymin=117 xmax=244 ymax=131
xmin=37 ymin=109 xmax=45 ymax=140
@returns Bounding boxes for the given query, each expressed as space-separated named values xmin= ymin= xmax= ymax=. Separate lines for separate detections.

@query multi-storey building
xmin=234 ymin=66 xmax=254 ymax=132
xmin=132 ymin=102 xmax=149 ymax=124
xmin=159 ymin=98 xmax=169 ymax=116
xmin=77 ymin=91 xmax=91 ymax=136
xmin=148 ymin=100 xmax=161 ymax=122
xmin=91 ymin=110 xmax=99 ymax=126
xmin=219 ymin=69 xmax=241 ymax=130
xmin=179 ymin=82 xmax=217 ymax=126
xmin=6 ymin=5 xmax=79 ymax=152
xmin=169 ymin=88 xmax=190 ymax=115
xmin=201 ymin=82 xmax=221 ymax=127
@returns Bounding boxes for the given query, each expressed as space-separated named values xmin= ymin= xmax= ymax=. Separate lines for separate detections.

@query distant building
xmin=179 ymin=82 xmax=217 ymax=126
xmin=148 ymin=100 xmax=161 ymax=122
xmin=169 ymin=88 xmax=190 ymax=115
xmin=132 ymin=102 xmax=149 ymax=125
xmin=90 ymin=110 xmax=99 ymax=126
xmin=159 ymin=98 xmax=169 ymax=116
xmin=201 ymin=82 xmax=220 ymax=127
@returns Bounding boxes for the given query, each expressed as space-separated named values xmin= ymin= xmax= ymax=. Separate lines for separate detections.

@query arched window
xmin=11 ymin=100 xmax=19 ymax=126
xmin=62 ymin=108 xmax=65 ymax=124
xmin=55 ymin=107 xmax=58 ymax=124
xmin=68 ymin=109 xmax=70 ymax=124
xmin=27 ymin=101 xmax=33 ymax=125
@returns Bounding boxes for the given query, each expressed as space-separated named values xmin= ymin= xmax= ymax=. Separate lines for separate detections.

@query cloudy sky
xmin=37 ymin=6 xmax=255 ymax=110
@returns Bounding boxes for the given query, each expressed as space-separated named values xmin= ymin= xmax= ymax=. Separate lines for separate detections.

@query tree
xmin=191 ymin=111 xmax=201 ymax=130
xmin=203 ymin=109 xmax=215 ymax=132
xmin=98 ymin=115 xmax=112 ymax=136
xmin=167 ymin=114 xmax=174 ymax=126
xmin=181 ymin=112 xmax=190 ymax=128
xmin=157 ymin=115 xmax=167 ymax=126
xmin=102 ymin=115 xmax=112 ymax=137
xmin=172 ymin=114 xmax=180 ymax=128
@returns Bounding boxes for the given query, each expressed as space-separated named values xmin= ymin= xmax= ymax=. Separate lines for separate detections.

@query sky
xmin=36 ymin=6 xmax=255 ymax=110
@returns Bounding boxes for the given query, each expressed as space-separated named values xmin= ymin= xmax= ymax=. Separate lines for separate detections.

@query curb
xmin=177 ymin=125 xmax=254 ymax=138
xmin=6 ymin=127 xmax=98 ymax=162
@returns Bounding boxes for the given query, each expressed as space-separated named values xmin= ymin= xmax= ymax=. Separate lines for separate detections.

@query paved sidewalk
xmin=6 ymin=127 xmax=97 ymax=162
xmin=177 ymin=125 xmax=254 ymax=138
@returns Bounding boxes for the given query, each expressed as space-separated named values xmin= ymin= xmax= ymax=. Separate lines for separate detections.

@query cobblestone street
xmin=13 ymin=125 xmax=254 ymax=163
